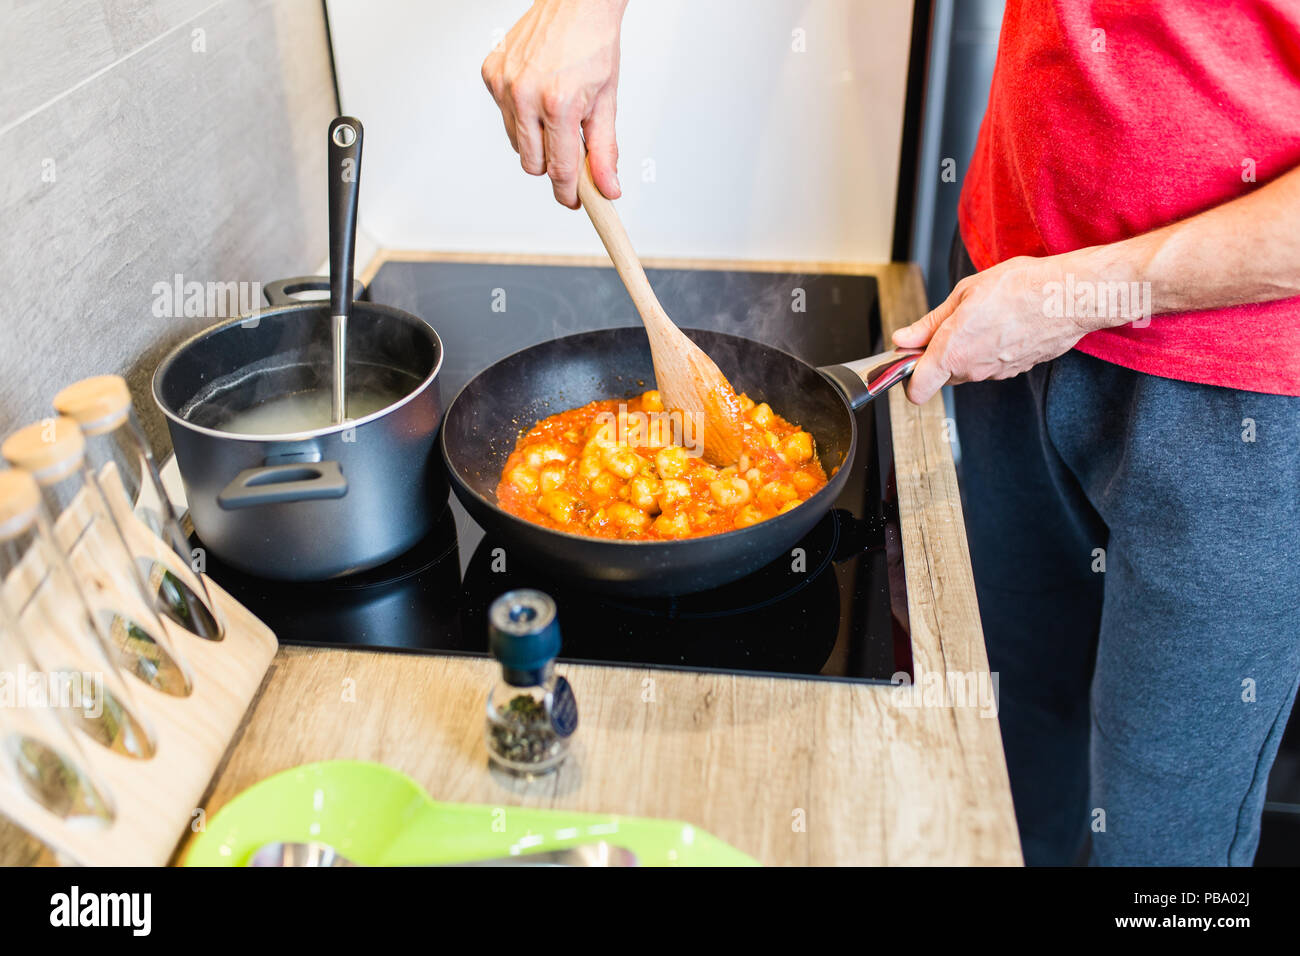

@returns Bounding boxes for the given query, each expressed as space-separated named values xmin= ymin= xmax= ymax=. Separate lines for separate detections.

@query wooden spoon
xmin=576 ymin=157 xmax=746 ymax=467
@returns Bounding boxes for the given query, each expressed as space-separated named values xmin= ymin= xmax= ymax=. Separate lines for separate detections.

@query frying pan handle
xmin=328 ymin=117 xmax=364 ymax=318
xmin=263 ymin=276 xmax=365 ymax=308
xmin=217 ymin=461 xmax=348 ymax=510
xmin=818 ymin=349 xmax=923 ymax=410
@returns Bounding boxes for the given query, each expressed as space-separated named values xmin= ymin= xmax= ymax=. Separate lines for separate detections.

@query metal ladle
xmin=327 ymin=116 xmax=363 ymax=423
xmin=247 ymin=839 xmax=638 ymax=867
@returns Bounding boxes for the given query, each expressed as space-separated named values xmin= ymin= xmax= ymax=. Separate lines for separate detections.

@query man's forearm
xmin=1075 ymin=163 xmax=1300 ymax=320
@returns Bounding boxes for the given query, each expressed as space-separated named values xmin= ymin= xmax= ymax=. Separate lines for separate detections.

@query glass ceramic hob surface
xmin=195 ymin=262 xmax=912 ymax=684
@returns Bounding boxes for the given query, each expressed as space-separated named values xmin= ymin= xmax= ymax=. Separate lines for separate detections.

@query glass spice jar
xmin=1 ymin=417 xmax=192 ymax=697
xmin=53 ymin=375 xmax=223 ymax=641
xmin=0 ymin=592 xmax=116 ymax=827
xmin=485 ymin=590 xmax=578 ymax=776
xmin=0 ymin=468 xmax=156 ymax=760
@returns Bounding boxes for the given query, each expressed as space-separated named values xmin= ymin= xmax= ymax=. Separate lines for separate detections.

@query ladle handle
xmin=327 ymin=117 xmax=363 ymax=319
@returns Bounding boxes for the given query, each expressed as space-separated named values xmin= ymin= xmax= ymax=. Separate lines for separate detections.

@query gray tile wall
xmin=0 ymin=0 xmax=337 ymax=452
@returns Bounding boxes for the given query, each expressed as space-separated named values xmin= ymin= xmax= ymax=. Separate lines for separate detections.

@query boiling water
xmin=217 ymin=388 xmax=403 ymax=434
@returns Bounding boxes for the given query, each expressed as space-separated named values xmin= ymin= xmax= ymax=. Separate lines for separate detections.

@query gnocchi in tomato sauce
xmin=496 ymin=390 xmax=829 ymax=540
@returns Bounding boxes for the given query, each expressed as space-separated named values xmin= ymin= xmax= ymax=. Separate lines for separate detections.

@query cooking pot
xmin=152 ymin=277 xmax=446 ymax=580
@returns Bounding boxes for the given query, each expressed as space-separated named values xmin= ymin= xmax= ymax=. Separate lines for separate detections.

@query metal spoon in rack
xmin=246 ymin=839 xmax=638 ymax=867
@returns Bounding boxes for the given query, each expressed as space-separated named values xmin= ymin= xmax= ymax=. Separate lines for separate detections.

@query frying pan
xmin=441 ymin=327 xmax=918 ymax=596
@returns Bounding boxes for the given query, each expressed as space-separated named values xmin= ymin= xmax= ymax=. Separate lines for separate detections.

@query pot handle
xmin=217 ymin=461 xmax=348 ymax=510
xmin=262 ymin=276 xmax=365 ymax=308
xmin=818 ymin=349 xmax=924 ymax=410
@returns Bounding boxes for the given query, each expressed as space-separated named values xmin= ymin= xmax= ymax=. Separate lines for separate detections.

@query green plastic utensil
xmin=184 ymin=760 xmax=758 ymax=867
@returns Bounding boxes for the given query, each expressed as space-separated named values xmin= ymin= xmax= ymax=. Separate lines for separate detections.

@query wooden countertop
xmin=188 ymin=252 xmax=1021 ymax=866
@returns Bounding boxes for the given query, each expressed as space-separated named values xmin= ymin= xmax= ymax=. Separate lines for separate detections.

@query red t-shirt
xmin=958 ymin=0 xmax=1300 ymax=396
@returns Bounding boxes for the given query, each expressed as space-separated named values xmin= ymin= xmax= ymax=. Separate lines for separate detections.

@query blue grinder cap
xmin=489 ymin=590 xmax=561 ymax=672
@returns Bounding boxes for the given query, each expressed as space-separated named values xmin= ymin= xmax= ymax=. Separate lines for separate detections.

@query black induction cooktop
xmin=196 ymin=262 xmax=912 ymax=684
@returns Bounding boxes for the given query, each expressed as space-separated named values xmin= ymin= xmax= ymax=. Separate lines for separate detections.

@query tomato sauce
xmin=496 ymin=390 xmax=829 ymax=540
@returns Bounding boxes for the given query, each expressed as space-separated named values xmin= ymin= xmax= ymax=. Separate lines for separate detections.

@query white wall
xmin=326 ymin=0 xmax=913 ymax=263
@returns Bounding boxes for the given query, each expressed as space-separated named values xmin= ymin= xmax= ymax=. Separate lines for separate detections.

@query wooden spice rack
xmin=0 ymin=467 xmax=277 ymax=865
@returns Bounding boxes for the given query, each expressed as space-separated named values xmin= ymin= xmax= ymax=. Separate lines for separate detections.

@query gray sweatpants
xmin=950 ymin=237 xmax=1300 ymax=865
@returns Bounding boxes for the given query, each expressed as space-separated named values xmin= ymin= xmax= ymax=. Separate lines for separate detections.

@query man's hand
xmin=482 ymin=0 xmax=629 ymax=208
xmin=891 ymin=253 xmax=1116 ymax=405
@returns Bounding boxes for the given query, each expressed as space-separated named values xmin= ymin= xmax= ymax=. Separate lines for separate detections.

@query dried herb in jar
xmin=485 ymin=590 xmax=579 ymax=775
xmin=488 ymin=694 xmax=563 ymax=766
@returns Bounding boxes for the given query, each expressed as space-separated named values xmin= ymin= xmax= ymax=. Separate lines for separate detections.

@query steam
xmin=362 ymin=261 xmax=878 ymax=489
xmin=170 ymin=303 xmax=433 ymax=431
xmin=639 ymin=267 xmax=876 ymax=405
